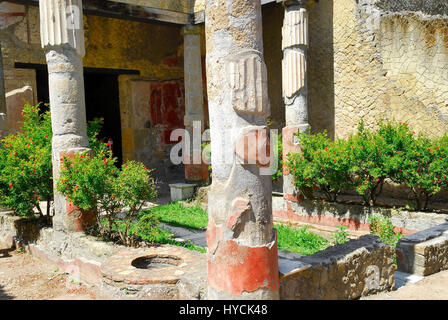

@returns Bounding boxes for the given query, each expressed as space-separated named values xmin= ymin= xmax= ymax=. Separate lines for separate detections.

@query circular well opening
xmin=131 ymin=255 xmax=183 ymax=270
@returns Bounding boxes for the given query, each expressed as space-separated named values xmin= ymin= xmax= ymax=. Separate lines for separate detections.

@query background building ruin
xmin=0 ymin=0 xmax=448 ymax=300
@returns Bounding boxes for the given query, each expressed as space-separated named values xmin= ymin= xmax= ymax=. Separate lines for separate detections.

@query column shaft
xmin=183 ymin=25 xmax=209 ymax=184
xmin=40 ymin=0 xmax=92 ymax=231
xmin=205 ymin=0 xmax=279 ymax=300
xmin=281 ymin=2 xmax=311 ymax=200
xmin=0 ymin=44 xmax=7 ymax=137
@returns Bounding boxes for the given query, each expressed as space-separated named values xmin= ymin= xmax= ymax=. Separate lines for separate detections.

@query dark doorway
xmin=15 ymin=63 xmax=139 ymax=167
xmin=84 ymin=72 xmax=123 ymax=166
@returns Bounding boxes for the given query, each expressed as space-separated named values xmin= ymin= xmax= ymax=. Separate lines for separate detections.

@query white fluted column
xmin=40 ymin=0 xmax=93 ymax=232
xmin=0 ymin=44 xmax=7 ymax=137
xmin=280 ymin=0 xmax=315 ymax=201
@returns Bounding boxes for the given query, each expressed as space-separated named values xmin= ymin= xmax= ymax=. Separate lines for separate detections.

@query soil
xmin=2 ymin=248 xmax=448 ymax=300
xmin=0 ymin=250 xmax=104 ymax=300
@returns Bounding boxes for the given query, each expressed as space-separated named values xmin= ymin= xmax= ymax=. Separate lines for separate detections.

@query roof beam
xmin=3 ymin=0 xmax=190 ymax=25
xmin=2 ymin=0 xmax=279 ymax=25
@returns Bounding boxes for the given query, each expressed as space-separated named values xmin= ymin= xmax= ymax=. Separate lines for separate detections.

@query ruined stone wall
xmin=0 ymin=2 xmax=196 ymax=184
xmin=307 ymin=0 xmax=448 ymax=139
xmin=396 ymin=221 xmax=448 ymax=276
xmin=280 ymin=235 xmax=396 ymax=300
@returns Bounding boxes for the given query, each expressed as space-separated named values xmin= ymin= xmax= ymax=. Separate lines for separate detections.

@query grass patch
xmin=275 ymin=224 xmax=329 ymax=255
xmin=99 ymin=217 xmax=206 ymax=253
xmin=145 ymin=201 xmax=208 ymax=230
xmin=142 ymin=202 xmax=329 ymax=255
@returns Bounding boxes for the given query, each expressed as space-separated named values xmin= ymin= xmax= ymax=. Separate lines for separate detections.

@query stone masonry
xmin=280 ymin=235 xmax=396 ymax=300
xmin=307 ymin=0 xmax=448 ymax=138
xmin=396 ymin=222 xmax=448 ymax=276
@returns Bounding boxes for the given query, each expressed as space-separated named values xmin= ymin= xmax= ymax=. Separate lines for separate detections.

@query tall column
xmin=183 ymin=25 xmax=209 ymax=185
xmin=0 ymin=44 xmax=7 ymax=137
xmin=280 ymin=0 xmax=314 ymax=201
xmin=39 ymin=0 xmax=92 ymax=231
xmin=205 ymin=0 xmax=279 ymax=299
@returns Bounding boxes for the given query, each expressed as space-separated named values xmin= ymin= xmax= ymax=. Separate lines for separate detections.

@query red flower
xmin=111 ymin=196 xmax=115 ymax=200
xmin=9 ymin=184 xmax=13 ymax=188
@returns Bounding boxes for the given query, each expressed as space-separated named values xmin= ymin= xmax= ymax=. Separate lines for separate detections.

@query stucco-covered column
xmin=205 ymin=0 xmax=279 ymax=300
xmin=40 ymin=0 xmax=93 ymax=232
xmin=183 ymin=25 xmax=209 ymax=184
xmin=280 ymin=0 xmax=314 ymax=201
xmin=0 ymin=44 xmax=7 ymax=137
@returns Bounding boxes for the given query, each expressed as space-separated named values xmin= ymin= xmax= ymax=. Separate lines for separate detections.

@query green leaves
xmin=57 ymin=155 xmax=158 ymax=246
xmin=286 ymin=131 xmax=353 ymax=202
xmin=286 ymin=121 xmax=448 ymax=211
xmin=0 ymin=104 xmax=53 ymax=217
xmin=333 ymin=225 xmax=350 ymax=245
xmin=369 ymin=216 xmax=402 ymax=247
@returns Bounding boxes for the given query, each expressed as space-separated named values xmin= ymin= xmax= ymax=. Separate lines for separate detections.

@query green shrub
xmin=286 ymin=121 xmax=448 ymax=211
xmin=333 ymin=225 xmax=350 ymax=245
xmin=369 ymin=216 xmax=403 ymax=247
xmin=348 ymin=122 xmax=396 ymax=206
xmin=57 ymin=153 xmax=158 ymax=246
xmin=286 ymin=131 xmax=353 ymax=202
xmin=0 ymin=104 xmax=53 ymax=217
xmin=391 ymin=133 xmax=446 ymax=211
xmin=272 ymin=133 xmax=283 ymax=181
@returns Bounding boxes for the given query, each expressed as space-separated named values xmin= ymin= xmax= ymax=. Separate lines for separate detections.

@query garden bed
xmin=274 ymin=196 xmax=448 ymax=236
xmin=142 ymin=202 xmax=331 ymax=256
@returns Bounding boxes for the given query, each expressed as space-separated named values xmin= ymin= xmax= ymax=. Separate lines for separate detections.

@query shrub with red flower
xmin=0 ymin=104 xmax=53 ymax=217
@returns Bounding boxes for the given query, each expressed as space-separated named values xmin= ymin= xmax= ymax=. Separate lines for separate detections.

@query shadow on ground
xmin=0 ymin=284 xmax=13 ymax=300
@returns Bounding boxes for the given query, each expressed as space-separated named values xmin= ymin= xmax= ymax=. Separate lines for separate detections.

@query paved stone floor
xmin=363 ymin=269 xmax=448 ymax=300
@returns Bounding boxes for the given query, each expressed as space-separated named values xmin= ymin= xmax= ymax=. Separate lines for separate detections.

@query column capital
xmin=183 ymin=24 xmax=201 ymax=36
xmin=39 ymin=0 xmax=85 ymax=57
xmin=276 ymin=0 xmax=317 ymax=7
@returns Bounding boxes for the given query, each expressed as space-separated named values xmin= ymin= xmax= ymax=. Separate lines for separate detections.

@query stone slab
xmin=169 ymin=183 xmax=196 ymax=202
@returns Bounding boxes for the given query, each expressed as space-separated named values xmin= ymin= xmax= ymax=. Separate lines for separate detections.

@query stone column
xmin=205 ymin=0 xmax=279 ymax=299
xmin=40 ymin=0 xmax=93 ymax=231
xmin=183 ymin=25 xmax=209 ymax=185
xmin=0 ymin=44 xmax=7 ymax=137
xmin=280 ymin=0 xmax=314 ymax=201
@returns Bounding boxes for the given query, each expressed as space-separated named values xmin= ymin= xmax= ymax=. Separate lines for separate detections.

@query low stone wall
xmin=279 ymin=235 xmax=396 ymax=300
xmin=273 ymin=197 xmax=448 ymax=236
xmin=0 ymin=211 xmax=119 ymax=285
xmin=0 ymin=212 xmax=207 ymax=298
xmin=396 ymin=221 xmax=448 ymax=276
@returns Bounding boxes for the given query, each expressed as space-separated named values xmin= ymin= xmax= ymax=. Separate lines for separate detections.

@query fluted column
xmin=0 ymin=44 xmax=7 ymax=137
xmin=183 ymin=25 xmax=209 ymax=185
xmin=280 ymin=0 xmax=315 ymax=201
xmin=39 ymin=0 xmax=93 ymax=232
xmin=205 ymin=0 xmax=279 ymax=300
